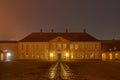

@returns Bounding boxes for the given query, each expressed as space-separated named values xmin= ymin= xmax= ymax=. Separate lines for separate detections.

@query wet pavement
xmin=48 ymin=61 xmax=80 ymax=80
xmin=1 ymin=60 xmax=120 ymax=80
xmin=48 ymin=61 xmax=120 ymax=80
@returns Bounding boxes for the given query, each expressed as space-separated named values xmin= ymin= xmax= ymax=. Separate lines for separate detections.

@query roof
xmin=19 ymin=32 xmax=99 ymax=42
xmin=0 ymin=41 xmax=18 ymax=43
xmin=101 ymin=40 xmax=120 ymax=51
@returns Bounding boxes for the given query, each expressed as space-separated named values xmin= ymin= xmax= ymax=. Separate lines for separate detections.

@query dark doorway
xmin=58 ymin=53 xmax=61 ymax=61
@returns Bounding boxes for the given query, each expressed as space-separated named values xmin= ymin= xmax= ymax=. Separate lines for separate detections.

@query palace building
xmin=0 ymin=30 xmax=120 ymax=61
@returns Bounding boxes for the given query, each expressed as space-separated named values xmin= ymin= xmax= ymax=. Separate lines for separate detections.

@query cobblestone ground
xmin=0 ymin=60 xmax=120 ymax=80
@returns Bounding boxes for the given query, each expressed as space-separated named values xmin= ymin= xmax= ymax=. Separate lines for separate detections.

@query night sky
xmin=0 ymin=0 xmax=120 ymax=40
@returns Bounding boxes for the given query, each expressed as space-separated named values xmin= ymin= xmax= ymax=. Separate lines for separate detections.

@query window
xmin=41 ymin=44 xmax=44 ymax=50
xmin=91 ymin=44 xmax=95 ymax=50
xmin=95 ymin=52 xmax=99 ymax=59
xmin=75 ymin=44 xmax=78 ymax=50
xmin=46 ymin=44 xmax=49 ymax=49
xmin=36 ymin=44 xmax=39 ymax=50
xmin=70 ymin=44 xmax=74 ymax=49
xmin=63 ymin=44 xmax=67 ymax=49
xmin=109 ymin=53 xmax=113 ymax=60
xmin=52 ymin=43 xmax=56 ymax=49
xmin=31 ymin=44 xmax=34 ymax=49
xmin=95 ymin=44 xmax=99 ymax=50
xmin=79 ymin=44 xmax=83 ymax=50
xmin=90 ymin=53 xmax=94 ymax=59
xmin=26 ymin=44 xmax=29 ymax=49
xmin=21 ymin=44 xmax=24 ymax=50
xmin=58 ymin=44 xmax=61 ymax=49
xmin=115 ymin=53 xmax=118 ymax=59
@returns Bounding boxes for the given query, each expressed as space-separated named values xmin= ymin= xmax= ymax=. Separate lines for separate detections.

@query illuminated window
xmin=58 ymin=44 xmax=61 ymax=49
xmin=63 ymin=44 xmax=67 ymax=49
xmin=50 ymin=53 xmax=54 ymax=60
xmin=90 ymin=53 xmax=94 ymax=59
xmin=102 ymin=53 xmax=106 ymax=60
xmin=75 ymin=44 xmax=78 ymax=50
xmin=109 ymin=53 xmax=112 ymax=60
xmin=70 ymin=44 xmax=74 ymax=49
xmin=115 ymin=53 xmax=118 ymax=59
xmin=6 ymin=52 xmax=12 ymax=61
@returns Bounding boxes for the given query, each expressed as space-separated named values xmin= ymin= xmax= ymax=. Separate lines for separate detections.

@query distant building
xmin=0 ymin=41 xmax=17 ymax=61
xmin=101 ymin=40 xmax=120 ymax=60
xmin=0 ymin=30 xmax=119 ymax=61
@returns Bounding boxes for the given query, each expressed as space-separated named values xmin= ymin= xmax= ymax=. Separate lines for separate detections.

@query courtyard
xmin=0 ymin=60 xmax=120 ymax=80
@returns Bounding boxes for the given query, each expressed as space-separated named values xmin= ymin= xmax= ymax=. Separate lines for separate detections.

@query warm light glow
xmin=102 ymin=53 xmax=106 ymax=60
xmin=7 ymin=52 xmax=11 ymax=57
xmin=109 ymin=53 xmax=112 ymax=60
xmin=66 ymin=53 xmax=69 ymax=57
xmin=65 ymin=52 xmax=69 ymax=60
xmin=50 ymin=53 xmax=54 ymax=57
xmin=3 ymin=50 xmax=8 ymax=53
xmin=6 ymin=52 xmax=12 ymax=61
xmin=50 ymin=53 xmax=54 ymax=60
xmin=115 ymin=53 xmax=118 ymax=59
xmin=0 ymin=53 xmax=4 ymax=60
xmin=71 ymin=55 xmax=73 ymax=59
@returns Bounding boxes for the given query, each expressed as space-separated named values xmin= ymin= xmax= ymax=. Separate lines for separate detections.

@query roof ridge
xmin=19 ymin=32 xmax=99 ymax=42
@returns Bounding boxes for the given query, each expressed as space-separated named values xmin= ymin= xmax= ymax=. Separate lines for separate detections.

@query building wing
xmin=101 ymin=40 xmax=120 ymax=51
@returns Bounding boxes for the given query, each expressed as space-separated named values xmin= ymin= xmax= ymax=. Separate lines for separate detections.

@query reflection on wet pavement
xmin=48 ymin=62 xmax=75 ymax=80
xmin=48 ymin=61 xmax=88 ymax=80
xmin=48 ymin=62 xmax=58 ymax=79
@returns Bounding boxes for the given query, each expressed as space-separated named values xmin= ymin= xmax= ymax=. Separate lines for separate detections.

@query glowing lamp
xmin=71 ymin=55 xmax=73 ymax=59
xmin=7 ymin=52 xmax=11 ymax=57
xmin=50 ymin=53 xmax=54 ymax=57
xmin=66 ymin=53 xmax=69 ymax=57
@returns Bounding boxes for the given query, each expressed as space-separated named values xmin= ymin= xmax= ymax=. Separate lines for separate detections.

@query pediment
xmin=49 ymin=37 xmax=69 ymax=42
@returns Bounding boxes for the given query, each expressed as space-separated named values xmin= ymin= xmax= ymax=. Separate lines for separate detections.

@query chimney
xmin=66 ymin=28 xmax=68 ymax=32
xmin=40 ymin=29 xmax=42 ymax=32
xmin=83 ymin=29 xmax=86 ymax=33
xmin=51 ymin=29 xmax=54 ymax=32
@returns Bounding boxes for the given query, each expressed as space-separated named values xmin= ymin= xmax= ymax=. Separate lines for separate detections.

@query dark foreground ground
xmin=0 ymin=60 xmax=120 ymax=80
xmin=0 ymin=60 xmax=55 ymax=80
xmin=63 ymin=60 xmax=120 ymax=80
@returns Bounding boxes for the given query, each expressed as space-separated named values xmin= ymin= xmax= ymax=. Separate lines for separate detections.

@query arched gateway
xmin=0 ymin=50 xmax=12 ymax=61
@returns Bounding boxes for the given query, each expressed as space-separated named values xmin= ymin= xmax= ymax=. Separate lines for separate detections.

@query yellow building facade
xmin=101 ymin=40 xmax=120 ymax=60
xmin=0 ymin=41 xmax=17 ymax=61
xmin=1 ymin=31 xmax=119 ymax=61
xmin=17 ymin=37 xmax=101 ymax=60
xmin=0 ymin=31 xmax=102 ymax=61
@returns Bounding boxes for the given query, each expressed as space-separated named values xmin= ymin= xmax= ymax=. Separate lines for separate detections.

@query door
xmin=58 ymin=53 xmax=61 ymax=61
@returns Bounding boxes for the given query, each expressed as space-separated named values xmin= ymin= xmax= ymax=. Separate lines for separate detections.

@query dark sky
xmin=0 ymin=0 xmax=120 ymax=40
